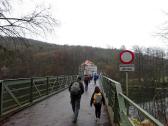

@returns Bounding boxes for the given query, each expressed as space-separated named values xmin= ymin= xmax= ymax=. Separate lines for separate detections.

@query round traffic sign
xmin=120 ymin=50 xmax=134 ymax=64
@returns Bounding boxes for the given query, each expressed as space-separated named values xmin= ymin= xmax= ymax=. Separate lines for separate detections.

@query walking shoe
xmin=96 ymin=118 xmax=100 ymax=123
xmin=72 ymin=117 xmax=77 ymax=124
xmin=72 ymin=119 xmax=77 ymax=123
xmin=95 ymin=116 xmax=98 ymax=121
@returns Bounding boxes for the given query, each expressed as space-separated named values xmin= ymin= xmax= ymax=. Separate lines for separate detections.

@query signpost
xmin=119 ymin=64 xmax=135 ymax=71
xmin=119 ymin=50 xmax=135 ymax=97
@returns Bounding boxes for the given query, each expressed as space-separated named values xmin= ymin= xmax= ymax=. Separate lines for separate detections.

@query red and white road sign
xmin=120 ymin=50 xmax=134 ymax=64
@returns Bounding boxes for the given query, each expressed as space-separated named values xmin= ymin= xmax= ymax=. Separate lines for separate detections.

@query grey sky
xmin=12 ymin=0 xmax=168 ymax=49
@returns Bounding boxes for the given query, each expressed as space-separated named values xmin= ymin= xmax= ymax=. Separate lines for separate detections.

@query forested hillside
xmin=0 ymin=37 xmax=168 ymax=89
xmin=0 ymin=37 xmax=120 ymax=80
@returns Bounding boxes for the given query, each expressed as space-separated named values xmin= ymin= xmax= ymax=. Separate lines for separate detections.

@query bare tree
xmin=156 ymin=11 xmax=168 ymax=41
xmin=0 ymin=0 xmax=57 ymax=38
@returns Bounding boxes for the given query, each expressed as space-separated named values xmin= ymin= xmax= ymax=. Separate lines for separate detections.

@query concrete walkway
xmin=1 ymin=80 xmax=111 ymax=126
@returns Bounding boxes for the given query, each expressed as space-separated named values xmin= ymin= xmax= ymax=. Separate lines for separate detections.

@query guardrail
xmin=100 ymin=75 xmax=164 ymax=126
xmin=0 ymin=75 xmax=77 ymax=120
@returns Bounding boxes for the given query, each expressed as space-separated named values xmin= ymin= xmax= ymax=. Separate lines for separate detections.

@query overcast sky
xmin=13 ymin=0 xmax=168 ymax=49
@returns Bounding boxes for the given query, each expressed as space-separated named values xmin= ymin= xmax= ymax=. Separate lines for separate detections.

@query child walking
xmin=90 ymin=86 xmax=105 ymax=122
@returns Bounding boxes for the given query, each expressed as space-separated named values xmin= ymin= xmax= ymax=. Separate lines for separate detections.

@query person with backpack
xmin=90 ymin=86 xmax=105 ymax=122
xmin=69 ymin=76 xmax=84 ymax=123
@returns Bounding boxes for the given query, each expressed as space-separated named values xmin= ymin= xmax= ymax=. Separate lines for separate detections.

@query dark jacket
xmin=94 ymin=74 xmax=99 ymax=80
xmin=90 ymin=92 xmax=105 ymax=106
xmin=69 ymin=81 xmax=84 ymax=99
xmin=84 ymin=75 xmax=90 ymax=83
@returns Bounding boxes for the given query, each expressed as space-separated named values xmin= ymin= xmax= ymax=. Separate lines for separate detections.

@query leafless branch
xmin=0 ymin=1 xmax=57 ymax=38
xmin=156 ymin=11 xmax=168 ymax=41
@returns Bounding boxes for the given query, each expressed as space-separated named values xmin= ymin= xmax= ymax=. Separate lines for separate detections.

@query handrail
xmin=0 ymin=75 xmax=77 ymax=120
xmin=119 ymin=93 xmax=164 ymax=126
xmin=101 ymin=75 xmax=164 ymax=126
xmin=103 ymin=75 xmax=120 ymax=84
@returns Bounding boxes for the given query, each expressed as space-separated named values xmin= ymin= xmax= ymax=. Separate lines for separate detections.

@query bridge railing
xmin=0 ymin=75 xmax=77 ymax=120
xmin=101 ymin=75 xmax=164 ymax=126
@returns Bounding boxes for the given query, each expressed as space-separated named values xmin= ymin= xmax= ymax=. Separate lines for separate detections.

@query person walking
xmin=69 ymin=76 xmax=84 ymax=123
xmin=84 ymin=74 xmax=90 ymax=91
xmin=93 ymin=73 xmax=99 ymax=85
xmin=90 ymin=86 xmax=105 ymax=122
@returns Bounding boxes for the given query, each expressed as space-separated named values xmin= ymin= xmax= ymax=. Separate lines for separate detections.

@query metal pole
xmin=126 ymin=72 xmax=128 ymax=96
xmin=126 ymin=72 xmax=129 ymax=115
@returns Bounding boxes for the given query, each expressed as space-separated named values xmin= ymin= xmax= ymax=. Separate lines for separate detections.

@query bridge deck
xmin=1 ymin=80 xmax=111 ymax=126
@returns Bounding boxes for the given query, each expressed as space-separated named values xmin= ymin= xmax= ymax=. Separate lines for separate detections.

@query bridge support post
xmin=0 ymin=81 xmax=3 ymax=116
xmin=46 ymin=77 xmax=49 ymax=95
xmin=30 ymin=78 xmax=33 ymax=103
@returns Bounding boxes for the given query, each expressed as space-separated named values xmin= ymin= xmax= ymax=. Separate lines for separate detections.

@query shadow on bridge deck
xmin=1 ymin=80 xmax=111 ymax=126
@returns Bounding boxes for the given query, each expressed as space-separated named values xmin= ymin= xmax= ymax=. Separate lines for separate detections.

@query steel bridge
xmin=0 ymin=75 xmax=165 ymax=126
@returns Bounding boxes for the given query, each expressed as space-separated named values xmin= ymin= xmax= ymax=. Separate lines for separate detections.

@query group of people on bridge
xmin=68 ymin=75 xmax=105 ymax=124
xmin=83 ymin=73 xmax=99 ymax=91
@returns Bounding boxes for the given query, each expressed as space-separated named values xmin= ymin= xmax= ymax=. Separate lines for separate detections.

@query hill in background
xmin=0 ymin=37 xmax=120 ymax=80
xmin=1 ymin=37 xmax=168 ymax=90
